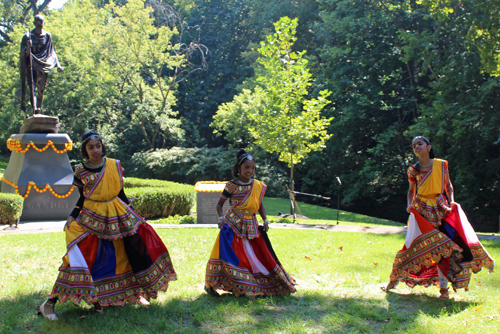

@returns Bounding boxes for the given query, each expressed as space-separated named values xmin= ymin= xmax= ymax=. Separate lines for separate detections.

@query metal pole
xmin=336 ymin=177 xmax=342 ymax=225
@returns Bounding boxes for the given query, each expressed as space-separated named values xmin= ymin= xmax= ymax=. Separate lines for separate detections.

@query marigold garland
xmin=7 ymin=138 xmax=73 ymax=154
xmin=194 ymin=181 xmax=227 ymax=193
xmin=1 ymin=176 xmax=75 ymax=199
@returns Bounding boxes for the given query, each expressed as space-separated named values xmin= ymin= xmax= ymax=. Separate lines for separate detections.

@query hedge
xmin=124 ymin=177 xmax=195 ymax=219
xmin=0 ymin=193 xmax=24 ymax=224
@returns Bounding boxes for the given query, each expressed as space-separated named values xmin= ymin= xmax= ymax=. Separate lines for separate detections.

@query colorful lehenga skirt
xmin=389 ymin=205 xmax=494 ymax=290
xmin=49 ymin=221 xmax=177 ymax=306
xmin=205 ymin=225 xmax=296 ymax=297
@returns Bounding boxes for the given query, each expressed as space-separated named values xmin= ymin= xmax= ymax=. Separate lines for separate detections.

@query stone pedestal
xmin=194 ymin=182 xmax=226 ymax=224
xmin=20 ymin=115 xmax=60 ymax=134
xmin=1 ymin=133 xmax=78 ymax=220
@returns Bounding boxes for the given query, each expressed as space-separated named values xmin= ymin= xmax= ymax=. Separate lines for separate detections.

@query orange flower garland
xmin=7 ymin=138 xmax=73 ymax=154
xmin=1 ymin=176 xmax=75 ymax=199
xmin=194 ymin=181 xmax=227 ymax=193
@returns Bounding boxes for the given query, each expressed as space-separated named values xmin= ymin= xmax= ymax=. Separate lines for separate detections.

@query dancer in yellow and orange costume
xmin=39 ymin=131 xmax=176 ymax=320
xmin=382 ymin=136 xmax=494 ymax=299
xmin=204 ymin=150 xmax=296 ymax=297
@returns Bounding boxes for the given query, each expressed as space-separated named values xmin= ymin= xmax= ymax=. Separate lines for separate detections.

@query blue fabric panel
xmin=91 ymin=239 xmax=116 ymax=279
xmin=442 ymin=221 xmax=456 ymax=240
xmin=219 ymin=224 xmax=239 ymax=266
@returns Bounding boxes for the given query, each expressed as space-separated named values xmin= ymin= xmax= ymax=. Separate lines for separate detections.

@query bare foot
xmin=381 ymin=281 xmax=398 ymax=291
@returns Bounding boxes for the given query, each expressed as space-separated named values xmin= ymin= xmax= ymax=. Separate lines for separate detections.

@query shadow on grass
xmin=0 ymin=289 xmax=475 ymax=334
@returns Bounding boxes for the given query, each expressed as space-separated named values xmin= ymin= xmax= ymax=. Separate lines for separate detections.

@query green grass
xmin=263 ymin=197 xmax=403 ymax=227
xmin=0 ymin=229 xmax=498 ymax=333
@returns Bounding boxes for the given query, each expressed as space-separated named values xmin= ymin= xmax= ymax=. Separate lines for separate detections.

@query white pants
xmin=437 ymin=268 xmax=448 ymax=289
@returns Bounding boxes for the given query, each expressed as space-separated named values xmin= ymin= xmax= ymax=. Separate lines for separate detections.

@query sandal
xmin=39 ymin=300 xmax=58 ymax=321
xmin=204 ymin=286 xmax=220 ymax=297
xmin=381 ymin=281 xmax=398 ymax=292
xmin=138 ymin=296 xmax=150 ymax=306
xmin=439 ymin=288 xmax=449 ymax=299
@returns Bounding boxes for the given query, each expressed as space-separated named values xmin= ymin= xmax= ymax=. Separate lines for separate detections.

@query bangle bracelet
xmin=264 ymin=219 xmax=269 ymax=223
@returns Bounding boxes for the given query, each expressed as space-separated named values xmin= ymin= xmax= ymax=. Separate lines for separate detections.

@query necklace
xmin=235 ymin=178 xmax=252 ymax=185
xmin=87 ymin=159 xmax=105 ymax=168
xmin=418 ymin=159 xmax=433 ymax=168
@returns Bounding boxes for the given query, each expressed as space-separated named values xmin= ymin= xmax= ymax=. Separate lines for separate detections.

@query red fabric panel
xmin=77 ymin=234 xmax=99 ymax=272
xmin=411 ymin=209 xmax=436 ymax=234
xmin=249 ymin=231 xmax=278 ymax=272
xmin=437 ymin=257 xmax=450 ymax=277
xmin=231 ymin=236 xmax=252 ymax=272
xmin=137 ymin=223 xmax=168 ymax=262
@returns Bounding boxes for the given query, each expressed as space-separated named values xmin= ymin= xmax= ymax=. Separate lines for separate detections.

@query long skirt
xmin=205 ymin=225 xmax=296 ymax=297
xmin=49 ymin=222 xmax=177 ymax=306
xmin=388 ymin=205 xmax=494 ymax=290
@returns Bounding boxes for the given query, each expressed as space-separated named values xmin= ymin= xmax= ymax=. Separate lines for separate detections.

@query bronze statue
xmin=20 ymin=14 xmax=64 ymax=115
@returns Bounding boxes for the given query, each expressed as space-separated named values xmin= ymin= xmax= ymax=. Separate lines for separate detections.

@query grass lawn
xmin=263 ymin=197 xmax=403 ymax=227
xmin=0 ymin=228 xmax=498 ymax=333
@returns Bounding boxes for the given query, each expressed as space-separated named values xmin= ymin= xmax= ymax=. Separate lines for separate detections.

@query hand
xmin=263 ymin=219 xmax=269 ymax=232
xmin=449 ymin=201 xmax=457 ymax=208
xmin=57 ymin=66 xmax=64 ymax=72
xmin=406 ymin=205 xmax=413 ymax=213
xmin=64 ymin=216 xmax=75 ymax=231
xmin=218 ymin=216 xmax=225 ymax=229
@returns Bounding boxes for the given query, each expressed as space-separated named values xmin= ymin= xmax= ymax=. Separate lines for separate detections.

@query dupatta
xmin=225 ymin=180 xmax=267 ymax=239
xmin=77 ymin=158 xmax=142 ymax=239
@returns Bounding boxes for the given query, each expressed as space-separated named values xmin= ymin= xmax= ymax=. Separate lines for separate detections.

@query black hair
xmin=231 ymin=149 xmax=255 ymax=178
xmin=412 ymin=136 xmax=436 ymax=171
xmin=34 ymin=14 xmax=44 ymax=23
xmin=80 ymin=130 xmax=107 ymax=160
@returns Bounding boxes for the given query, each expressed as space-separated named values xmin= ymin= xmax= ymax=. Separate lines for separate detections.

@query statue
xmin=20 ymin=14 xmax=64 ymax=115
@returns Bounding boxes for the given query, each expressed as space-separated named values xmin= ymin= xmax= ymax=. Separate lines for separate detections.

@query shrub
xmin=129 ymin=147 xmax=289 ymax=197
xmin=150 ymin=214 xmax=197 ymax=224
xmin=0 ymin=193 xmax=24 ymax=223
xmin=124 ymin=178 xmax=195 ymax=219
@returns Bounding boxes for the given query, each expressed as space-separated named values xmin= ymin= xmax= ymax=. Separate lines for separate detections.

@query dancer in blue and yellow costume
xmin=382 ymin=136 xmax=494 ymax=299
xmin=205 ymin=150 xmax=296 ymax=297
xmin=39 ymin=131 xmax=176 ymax=320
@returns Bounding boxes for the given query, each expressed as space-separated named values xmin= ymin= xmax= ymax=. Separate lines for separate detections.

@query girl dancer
xmin=382 ymin=136 xmax=494 ymax=299
xmin=205 ymin=150 xmax=296 ymax=297
xmin=39 ymin=131 xmax=177 ymax=320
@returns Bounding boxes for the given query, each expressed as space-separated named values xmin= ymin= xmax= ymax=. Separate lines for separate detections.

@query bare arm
xmin=216 ymin=197 xmax=227 ymax=229
xmin=444 ymin=171 xmax=456 ymax=206
xmin=258 ymin=204 xmax=269 ymax=232
xmin=407 ymin=182 xmax=416 ymax=213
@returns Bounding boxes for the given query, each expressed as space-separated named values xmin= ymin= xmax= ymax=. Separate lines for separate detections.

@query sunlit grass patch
xmin=0 ymin=229 xmax=498 ymax=333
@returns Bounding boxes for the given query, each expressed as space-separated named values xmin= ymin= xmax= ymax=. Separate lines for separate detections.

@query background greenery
xmin=0 ymin=0 xmax=499 ymax=230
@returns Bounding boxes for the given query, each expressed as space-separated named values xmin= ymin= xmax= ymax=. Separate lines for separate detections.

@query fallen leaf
xmin=326 ymin=246 xmax=330 ymax=249
xmin=367 ymin=241 xmax=372 ymax=244
xmin=114 ymin=312 xmax=118 ymax=317
xmin=384 ymin=318 xmax=391 ymax=322
xmin=79 ymin=316 xmax=86 ymax=320
xmin=305 ymin=255 xmax=312 ymax=260
xmin=373 ymin=262 xmax=378 ymax=266
xmin=339 ymin=246 xmax=343 ymax=251
xmin=475 ymin=306 xmax=483 ymax=312
xmin=487 ymin=315 xmax=496 ymax=320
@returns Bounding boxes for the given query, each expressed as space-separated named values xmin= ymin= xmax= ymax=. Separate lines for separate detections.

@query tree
xmin=213 ymin=17 xmax=332 ymax=196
